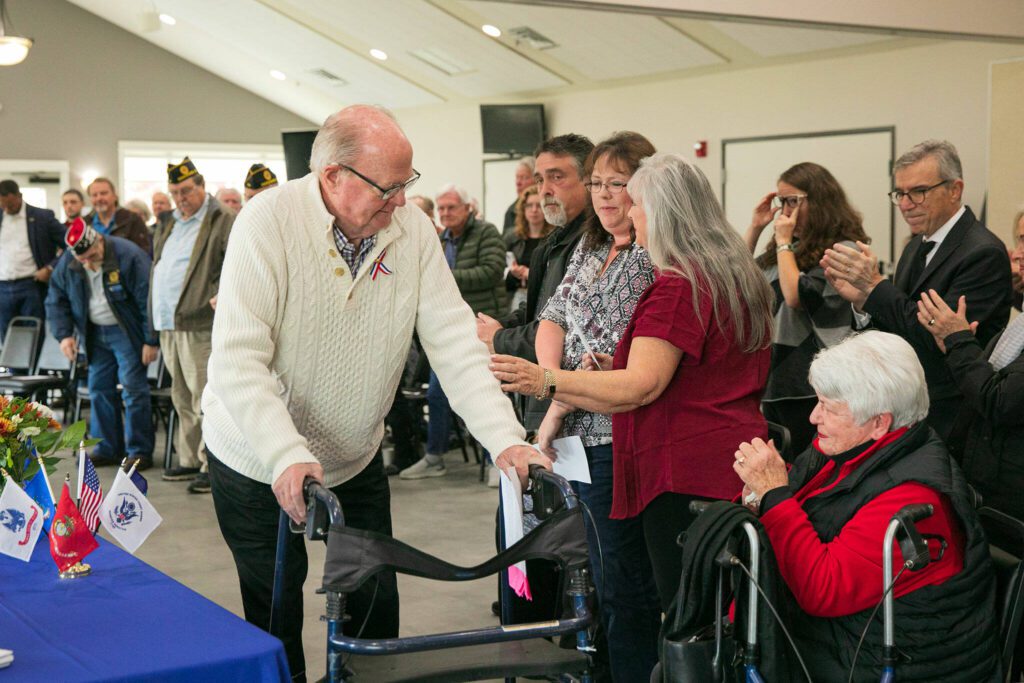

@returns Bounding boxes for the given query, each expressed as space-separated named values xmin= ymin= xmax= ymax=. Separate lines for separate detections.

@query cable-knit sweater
xmin=201 ymin=174 xmax=527 ymax=487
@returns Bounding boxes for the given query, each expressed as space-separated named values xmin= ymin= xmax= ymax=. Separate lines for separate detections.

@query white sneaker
xmin=399 ymin=457 xmax=447 ymax=480
xmin=487 ymin=465 xmax=501 ymax=488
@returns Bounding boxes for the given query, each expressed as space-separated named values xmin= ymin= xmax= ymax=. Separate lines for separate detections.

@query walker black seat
xmin=286 ymin=468 xmax=595 ymax=682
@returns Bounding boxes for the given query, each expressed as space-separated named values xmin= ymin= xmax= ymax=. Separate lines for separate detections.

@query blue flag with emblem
xmin=22 ymin=453 xmax=56 ymax=533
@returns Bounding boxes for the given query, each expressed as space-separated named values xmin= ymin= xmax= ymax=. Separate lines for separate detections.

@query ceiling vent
xmin=307 ymin=68 xmax=348 ymax=86
xmin=408 ymin=48 xmax=473 ymax=76
xmin=506 ymin=26 xmax=557 ymax=50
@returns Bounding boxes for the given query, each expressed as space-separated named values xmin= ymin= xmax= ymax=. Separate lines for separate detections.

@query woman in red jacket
xmin=492 ymin=152 xmax=774 ymax=608
xmin=733 ymin=330 xmax=999 ymax=681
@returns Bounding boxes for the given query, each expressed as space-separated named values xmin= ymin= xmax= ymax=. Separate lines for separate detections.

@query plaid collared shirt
xmin=332 ymin=225 xmax=377 ymax=279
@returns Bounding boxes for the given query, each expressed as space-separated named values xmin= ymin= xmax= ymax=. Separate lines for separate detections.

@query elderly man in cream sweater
xmin=201 ymin=105 xmax=545 ymax=681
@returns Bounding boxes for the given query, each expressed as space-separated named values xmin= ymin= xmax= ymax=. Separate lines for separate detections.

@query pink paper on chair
xmin=509 ymin=564 xmax=533 ymax=600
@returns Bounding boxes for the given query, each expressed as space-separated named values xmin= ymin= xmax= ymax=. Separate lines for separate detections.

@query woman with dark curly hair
xmin=745 ymin=162 xmax=869 ymax=453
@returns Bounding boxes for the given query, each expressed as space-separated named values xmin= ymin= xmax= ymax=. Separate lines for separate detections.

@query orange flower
xmin=0 ymin=417 xmax=14 ymax=436
xmin=48 ymin=419 xmax=61 ymax=430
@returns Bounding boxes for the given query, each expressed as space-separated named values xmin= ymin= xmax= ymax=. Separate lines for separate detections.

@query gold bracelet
xmin=534 ymin=368 xmax=555 ymax=400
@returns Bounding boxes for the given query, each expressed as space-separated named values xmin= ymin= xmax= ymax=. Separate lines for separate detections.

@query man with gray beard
xmin=476 ymin=133 xmax=593 ymax=430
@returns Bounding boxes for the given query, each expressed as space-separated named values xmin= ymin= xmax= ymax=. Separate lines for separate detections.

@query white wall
xmin=397 ymin=39 xmax=1023 ymax=247
xmin=0 ymin=0 xmax=314 ymax=192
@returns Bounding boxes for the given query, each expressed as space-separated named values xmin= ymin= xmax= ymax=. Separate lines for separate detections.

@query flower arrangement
xmin=0 ymin=395 xmax=90 ymax=492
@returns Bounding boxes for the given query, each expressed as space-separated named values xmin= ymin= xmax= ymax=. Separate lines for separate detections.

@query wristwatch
xmin=776 ymin=243 xmax=795 ymax=253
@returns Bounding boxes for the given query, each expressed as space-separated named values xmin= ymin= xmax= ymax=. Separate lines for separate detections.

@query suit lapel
xmin=912 ymin=208 xmax=974 ymax=293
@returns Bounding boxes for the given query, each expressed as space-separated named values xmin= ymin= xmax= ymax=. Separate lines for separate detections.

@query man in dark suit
xmin=0 ymin=179 xmax=67 ymax=341
xmin=822 ymin=140 xmax=1011 ymax=440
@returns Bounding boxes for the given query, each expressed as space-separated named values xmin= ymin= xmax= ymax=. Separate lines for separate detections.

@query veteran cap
xmin=168 ymin=156 xmax=199 ymax=184
xmin=65 ymin=217 xmax=99 ymax=255
xmin=245 ymin=163 xmax=279 ymax=190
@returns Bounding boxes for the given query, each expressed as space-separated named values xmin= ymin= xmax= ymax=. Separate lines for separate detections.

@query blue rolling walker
xmin=270 ymin=467 xmax=596 ymax=682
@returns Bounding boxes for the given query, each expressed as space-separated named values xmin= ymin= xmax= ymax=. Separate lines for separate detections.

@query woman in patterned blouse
xmin=533 ymin=131 xmax=659 ymax=682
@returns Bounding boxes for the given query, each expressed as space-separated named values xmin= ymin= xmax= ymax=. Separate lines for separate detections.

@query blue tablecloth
xmin=0 ymin=538 xmax=289 ymax=682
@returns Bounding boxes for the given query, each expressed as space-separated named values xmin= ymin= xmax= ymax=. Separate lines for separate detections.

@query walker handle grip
xmin=896 ymin=503 xmax=934 ymax=524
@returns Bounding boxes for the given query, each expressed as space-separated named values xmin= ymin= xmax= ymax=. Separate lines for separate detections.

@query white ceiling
xmin=66 ymin=0 xmax=933 ymax=124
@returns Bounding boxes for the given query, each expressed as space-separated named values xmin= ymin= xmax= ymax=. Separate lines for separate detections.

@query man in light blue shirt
xmin=150 ymin=157 xmax=234 ymax=493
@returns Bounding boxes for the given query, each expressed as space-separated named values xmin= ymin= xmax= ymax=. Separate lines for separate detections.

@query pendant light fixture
xmin=0 ymin=0 xmax=33 ymax=66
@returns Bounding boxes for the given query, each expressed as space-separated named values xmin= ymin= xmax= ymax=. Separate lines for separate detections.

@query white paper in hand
xmin=499 ymin=468 xmax=532 ymax=599
xmin=99 ymin=469 xmax=162 ymax=553
xmin=535 ymin=435 xmax=591 ymax=484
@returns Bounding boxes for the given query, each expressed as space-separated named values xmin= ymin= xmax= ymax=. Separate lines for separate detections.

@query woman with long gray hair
xmin=492 ymin=152 xmax=774 ymax=607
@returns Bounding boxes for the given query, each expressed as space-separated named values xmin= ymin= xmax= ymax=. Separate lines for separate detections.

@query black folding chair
xmin=0 ymin=324 xmax=77 ymax=405
xmin=0 ymin=316 xmax=42 ymax=375
xmin=274 ymin=468 xmax=595 ymax=682
xmin=978 ymin=507 xmax=1024 ymax=681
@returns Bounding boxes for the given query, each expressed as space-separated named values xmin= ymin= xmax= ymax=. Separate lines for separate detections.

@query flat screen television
xmin=480 ymin=104 xmax=546 ymax=156
xmin=281 ymin=129 xmax=318 ymax=180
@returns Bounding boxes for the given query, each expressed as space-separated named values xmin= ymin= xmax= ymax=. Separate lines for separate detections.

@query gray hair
xmin=309 ymin=105 xmax=398 ymax=174
xmin=809 ymin=331 xmax=929 ymax=429
xmin=627 ymin=153 xmax=774 ymax=353
xmin=124 ymin=198 xmax=151 ymax=221
xmin=1013 ymin=204 xmax=1024 ymax=235
xmin=435 ymin=183 xmax=471 ymax=204
xmin=894 ymin=139 xmax=963 ymax=181
xmin=517 ymin=157 xmax=536 ymax=174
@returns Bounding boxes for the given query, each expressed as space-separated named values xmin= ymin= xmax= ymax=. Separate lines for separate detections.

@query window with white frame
xmin=118 ymin=141 xmax=287 ymax=208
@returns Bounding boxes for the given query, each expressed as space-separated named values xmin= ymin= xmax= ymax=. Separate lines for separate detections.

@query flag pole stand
xmin=58 ymin=561 xmax=92 ymax=580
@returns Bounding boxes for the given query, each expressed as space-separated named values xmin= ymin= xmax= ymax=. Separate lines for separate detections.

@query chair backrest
xmin=766 ymin=421 xmax=793 ymax=462
xmin=36 ymin=325 xmax=71 ymax=373
xmin=0 ymin=317 xmax=42 ymax=374
xmin=977 ymin=506 xmax=1024 ymax=682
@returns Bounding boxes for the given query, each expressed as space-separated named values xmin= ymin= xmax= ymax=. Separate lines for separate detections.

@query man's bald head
xmin=310 ymin=105 xmax=410 ymax=175
xmin=314 ymin=105 xmax=417 ymax=241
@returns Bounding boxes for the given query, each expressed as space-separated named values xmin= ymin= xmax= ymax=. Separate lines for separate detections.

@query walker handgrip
xmin=896 ymin=503 xmax=934 ymax=525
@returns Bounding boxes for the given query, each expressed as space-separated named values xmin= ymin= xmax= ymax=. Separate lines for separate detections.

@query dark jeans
xmin=0 ymin=278 xmax=43 ymax=342
xmin=209 ymin=452 xmax=399 ymax=682
xmin=574 ymin=444 xmax=661 ymax=683
xmin=425 ymin=370 xmax=450 ymax=456
xmin=87 ymin=324 xmax=153 ymax=460
xmin=641 ymin=491 xmax=712 ymax=611
xmin=386 ymin=386 xmax=421 ymax=470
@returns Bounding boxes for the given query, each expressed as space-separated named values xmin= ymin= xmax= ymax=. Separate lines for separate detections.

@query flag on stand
xmin=22 ymin=457 xmax=56 ymax=534
xmin=0 ymin=472 xmax=44 ymax=562
xmin=49 ymin=481 xmax=99 ymax=572
xmin=99 ymin=469 xmax=162 ymax=553
xmin=126 ymin=461 xmax=148 ymax=497
xmin=77 ymin=451 xmax=103 ymax=534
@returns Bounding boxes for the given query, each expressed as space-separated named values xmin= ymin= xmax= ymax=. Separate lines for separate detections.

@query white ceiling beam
xmin=518 ymin=0 xmax=1024 ymax=42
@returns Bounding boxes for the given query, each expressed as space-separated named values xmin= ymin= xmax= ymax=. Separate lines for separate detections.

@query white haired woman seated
xmin=734 ymin=331 xmax=999 ymax=681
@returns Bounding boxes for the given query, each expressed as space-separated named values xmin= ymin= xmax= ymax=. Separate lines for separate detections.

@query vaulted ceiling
xmin=67 ymin=0 xmax=951 ymax=124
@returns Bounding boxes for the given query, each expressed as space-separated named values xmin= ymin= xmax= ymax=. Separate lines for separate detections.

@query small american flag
xmin=78 ymin=454 xmax=103 ymax=534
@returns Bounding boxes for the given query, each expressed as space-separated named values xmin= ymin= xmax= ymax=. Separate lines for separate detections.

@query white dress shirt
xmin=0 ymin=205 xmax=38 ymax=281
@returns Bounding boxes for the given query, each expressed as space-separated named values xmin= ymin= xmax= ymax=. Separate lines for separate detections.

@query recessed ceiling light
xmin=482 ymin=24 xmax=501 ymax=38
xmin=158 ymin=14 xmax=176 ymax=26
xmin=370 ymin=48 xmax=388 ymax=61
xmin=270 ymin=70 xmax=287 ymax=81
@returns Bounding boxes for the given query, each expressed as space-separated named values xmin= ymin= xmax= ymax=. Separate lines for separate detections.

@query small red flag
xmin=49 ymin=482 xmax=99 ymax=572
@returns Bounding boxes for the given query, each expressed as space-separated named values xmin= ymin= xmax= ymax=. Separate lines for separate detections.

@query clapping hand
xmin=916 ymin=291 xmax=977 ymax=353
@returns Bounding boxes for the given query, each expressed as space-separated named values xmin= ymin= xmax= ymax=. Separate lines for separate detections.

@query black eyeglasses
xmin=772 ymin=194 xmax=807 ymax=210
xmin=888 ymin=180 xmax=949 ymax=206
xmin=585 ymin=180 xmax=629 ymax=195
xmin=337 ymin=163 xmax=420 ymax=201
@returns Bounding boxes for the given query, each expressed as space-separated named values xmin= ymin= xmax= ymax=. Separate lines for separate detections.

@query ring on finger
xmin=737 ymin=457 xmax=746 ymax=465
xmin=928 ymin=318 xmax=936 ymax=326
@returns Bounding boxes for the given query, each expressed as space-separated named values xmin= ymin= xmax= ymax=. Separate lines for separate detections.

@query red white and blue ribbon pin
xmin=370 ymin=248 xmax=392 ymax=281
